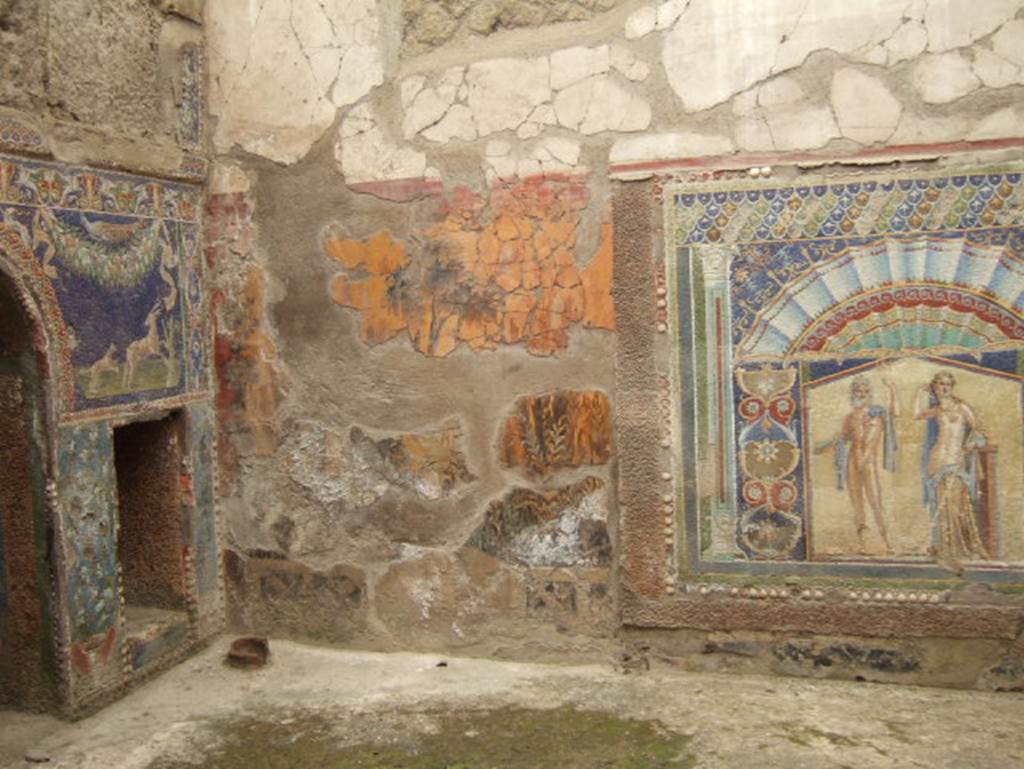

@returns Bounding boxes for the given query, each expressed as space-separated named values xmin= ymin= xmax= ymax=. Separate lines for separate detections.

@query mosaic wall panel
xmin=177 ymin=44 xmax=204 ymax=150
xmin=671 ymin=168 xmax=1024 ymax=577
xmin=0 ymin=154 xmax=205 ymax=414
xmin=57 ymin=422 xmax=118 ymax=644
xmin=188 ymin=400 xmax=218 ymax=600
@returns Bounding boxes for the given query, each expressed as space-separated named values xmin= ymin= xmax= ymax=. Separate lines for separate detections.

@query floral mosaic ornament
xmin=670 ymin=166 xmax=1024 ymax=574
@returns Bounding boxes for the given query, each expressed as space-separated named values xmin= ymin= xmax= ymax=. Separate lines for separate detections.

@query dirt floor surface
xmin=2 ymin=639 xmax=1023 ymax=768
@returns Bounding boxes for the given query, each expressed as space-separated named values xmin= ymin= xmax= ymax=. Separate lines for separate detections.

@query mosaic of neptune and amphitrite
xmin=672 ymin=169 xmax=1024 ymax=572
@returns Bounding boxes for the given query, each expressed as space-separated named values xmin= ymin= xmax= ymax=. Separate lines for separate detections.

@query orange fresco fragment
xmin=325 ymin=229 xmax=409 ymax=275
xmin=324 ymin=179 xmax=616 ymax=357
xmin=227 ymin=266 xmax=285 ymax=456
xmin=500 ymin=390 xmax=613 ymax=476
xmin=580 ymin=221 xmax=615 ymax=331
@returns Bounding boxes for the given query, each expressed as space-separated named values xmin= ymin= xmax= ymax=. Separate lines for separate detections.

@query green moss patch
xmin=147 ymin=706 xmax=694 ymax=769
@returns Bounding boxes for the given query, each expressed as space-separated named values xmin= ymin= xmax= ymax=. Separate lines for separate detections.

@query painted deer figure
xmin=86 ymin=343 xmax=119 ymax=393
xmin=122 ymin=303 xmax=165 ymax=388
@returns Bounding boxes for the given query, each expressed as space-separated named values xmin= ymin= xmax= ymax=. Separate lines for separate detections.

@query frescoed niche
xmin=672 ymin=169 xmax=1024 ymax=574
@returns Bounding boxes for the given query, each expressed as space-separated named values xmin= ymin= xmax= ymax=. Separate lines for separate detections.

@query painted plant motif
xmin=466 ymin=476 xmax=611 ymax=568
xmin=500 ymin=390 xmax=613 ymax=477
xmin=675 ymin=169 xmax=1024 ymax=571
xmin=324 ymin=180 xmax=614 ymax=357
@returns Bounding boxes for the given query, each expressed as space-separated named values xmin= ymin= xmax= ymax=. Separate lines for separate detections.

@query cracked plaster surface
xmin=971 ymin=19 xmax=1024 ymax=89
xmin=484 ymin=137 xmax=583 ymax=182
xmin=209 ymin=0 xmax=385 ymax=163
xmin=726 ymin=75 xmax=842 ymax=153
xmin=337 ymin=103 xmax=439 ymax=185
xmin=829 ymin=68 xmax=902 ymax=145
xmin=912 ymin=51 xmax=981 ymax=104
xmin=659 ymin=0 xmax=1023 ymax=113
xmin=399 ymin=45 xmax=651 ymax=147
xmin=923 ymin=0 xmax=1021 ymax=52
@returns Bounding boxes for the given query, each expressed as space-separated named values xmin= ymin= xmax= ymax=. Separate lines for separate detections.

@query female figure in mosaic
xmin=914 ymin=371 xmax=989 ymax=568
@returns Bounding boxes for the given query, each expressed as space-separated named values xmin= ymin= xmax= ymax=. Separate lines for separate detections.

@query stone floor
xmin=2 ymin=638 xmax=1023 ymax=768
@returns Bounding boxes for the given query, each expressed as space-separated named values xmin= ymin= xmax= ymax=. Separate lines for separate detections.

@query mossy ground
xmin=146 ymin=706 xmax=695 ymax=769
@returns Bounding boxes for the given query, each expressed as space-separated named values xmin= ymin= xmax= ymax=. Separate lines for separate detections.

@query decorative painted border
xmin=0 ymin=153 xmax=200 ymax=223
xmin=0 ymin=115 xmax=47 ymax=156
xmin=667 ymin=167 xmax=1024 ymax=249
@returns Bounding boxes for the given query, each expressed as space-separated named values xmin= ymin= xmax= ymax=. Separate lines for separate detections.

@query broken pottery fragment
xmin=227 ymin=636 xmax=270 ymax=668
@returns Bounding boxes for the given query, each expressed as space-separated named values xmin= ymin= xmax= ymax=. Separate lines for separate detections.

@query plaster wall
xmin=206 ymin=0 xmax=1024 ymax=683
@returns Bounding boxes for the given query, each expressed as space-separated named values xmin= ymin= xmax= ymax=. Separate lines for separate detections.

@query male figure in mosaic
xmin=914 ymin=371 xmax=989 ymax=569
xmin=816 ymin=375 xmax=898 ymax=554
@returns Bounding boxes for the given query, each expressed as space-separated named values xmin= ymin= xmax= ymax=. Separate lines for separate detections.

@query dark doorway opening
xmin=0 ymin=271 xmax=56 ymax=711
xmin=113 ymin=411 xmax=190 ymax=668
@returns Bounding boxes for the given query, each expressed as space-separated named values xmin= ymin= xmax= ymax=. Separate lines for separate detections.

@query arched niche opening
xmin=0 ymin=269 xmax=58 ymax=712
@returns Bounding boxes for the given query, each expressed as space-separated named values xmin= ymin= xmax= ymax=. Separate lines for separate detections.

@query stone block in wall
xmin=0 ymin=0 xmax=46 ymax=112
xmin=374 ymin=549 xmax=527 ymax=645
xmin=525 ymin=568 xmax=612 ymax=634
xmin=223 ymin=549 xmax=367 ymax=643
xmin=47 ymin=0 xmax=166 ymax=137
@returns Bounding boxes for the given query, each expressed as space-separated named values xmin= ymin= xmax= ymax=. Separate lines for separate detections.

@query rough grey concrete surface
xmin=401 ymin=0 xmax=630 ymax=57
xmin=46 ymin=0 xmax=165 ymax=135
xmin=1 ymin=638 xmax=1023 ymax=768
xmin=0 ymin=0 xmax=45 ymax=111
